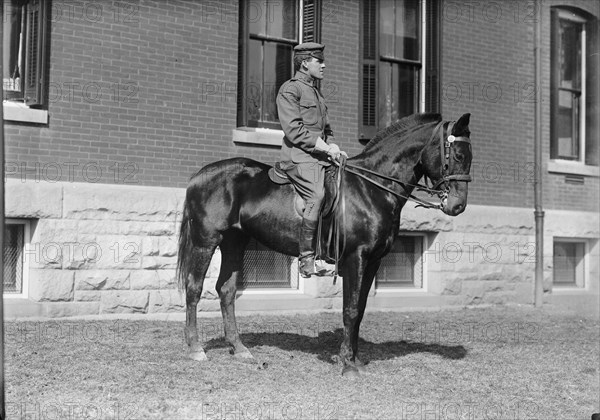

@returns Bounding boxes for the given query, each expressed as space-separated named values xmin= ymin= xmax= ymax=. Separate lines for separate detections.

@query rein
xmin=339 ymin=120 xmax=472 ymax=210
xmin=326 ymin=120 xmax=472 ymax=283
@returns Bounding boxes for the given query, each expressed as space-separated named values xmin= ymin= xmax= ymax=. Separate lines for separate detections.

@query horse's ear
xmin=453 ymin=113 xmax=471 ymax=136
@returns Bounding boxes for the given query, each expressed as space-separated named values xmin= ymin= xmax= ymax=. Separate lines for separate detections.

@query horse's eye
xmin=454 ymin=152 xmax=464 ymax=162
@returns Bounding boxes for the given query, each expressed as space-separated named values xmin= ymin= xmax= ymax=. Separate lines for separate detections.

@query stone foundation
xmin=5 ymin=179 xmax=599 ymax=318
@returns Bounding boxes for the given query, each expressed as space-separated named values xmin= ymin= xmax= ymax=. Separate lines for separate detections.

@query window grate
xmin=376 ymin=235 xmax=423 ymax=288
xmin=4 ymin=223 xmax=25 ymax=294
xmin=239 ymin=239 xmax=294 ymax=289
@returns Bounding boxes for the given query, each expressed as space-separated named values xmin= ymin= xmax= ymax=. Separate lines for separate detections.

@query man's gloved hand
xmin=326 ymin=143 xmax=348 ymax=162
xmin=314 ymin=137 xmax=348 ymax=162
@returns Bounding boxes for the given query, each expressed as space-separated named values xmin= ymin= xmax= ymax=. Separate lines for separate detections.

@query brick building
xmin=3 ymin=0 xmax=598 ymax=318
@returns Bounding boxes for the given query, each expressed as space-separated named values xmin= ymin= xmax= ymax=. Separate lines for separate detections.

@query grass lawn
xmin=5 ymin=305 xmax=599 ymax=419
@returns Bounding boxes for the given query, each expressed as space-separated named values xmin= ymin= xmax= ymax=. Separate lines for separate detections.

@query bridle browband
xmin=338 ymin=120 xmax=472 ymax=210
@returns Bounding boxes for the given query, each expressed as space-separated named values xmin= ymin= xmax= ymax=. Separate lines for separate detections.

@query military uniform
xmin=277 ymin=70 xmax=333 ymax=221
xmin=276 ymin=42 xmax=343 ymax=277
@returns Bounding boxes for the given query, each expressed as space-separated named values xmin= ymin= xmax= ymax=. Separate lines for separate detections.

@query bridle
xmin=338 ymin=120 xmax=472 ymax=210
xmin=423 ymin=120 xmax=473 ymax=204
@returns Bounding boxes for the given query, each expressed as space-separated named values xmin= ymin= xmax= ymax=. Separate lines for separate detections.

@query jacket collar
xmin=293 ymin=70 xmax=314 ymax=86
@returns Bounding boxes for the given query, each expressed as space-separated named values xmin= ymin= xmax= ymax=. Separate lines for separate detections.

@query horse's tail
xmin=176 ymin=197 xmax=194 ymax=291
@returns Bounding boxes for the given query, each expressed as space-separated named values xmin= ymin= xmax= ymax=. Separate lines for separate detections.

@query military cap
xmin=294 ymin=42 xmax=325 ymax=60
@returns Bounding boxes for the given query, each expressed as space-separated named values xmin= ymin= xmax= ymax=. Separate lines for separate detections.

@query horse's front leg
xmin=339 ymin=251 xmax=371 ymax=378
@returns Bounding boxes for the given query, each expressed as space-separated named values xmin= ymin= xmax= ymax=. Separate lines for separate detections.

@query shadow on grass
xmin=205 ymin=329 xmax=467 ymax=365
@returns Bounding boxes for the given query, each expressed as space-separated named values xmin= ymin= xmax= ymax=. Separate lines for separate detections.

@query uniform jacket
xmin=277 ymin=71 xmax=333 ymax=165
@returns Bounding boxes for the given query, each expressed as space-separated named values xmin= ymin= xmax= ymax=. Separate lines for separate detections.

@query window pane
xmin=246 ymin=39 xmax=263 ymax=126
xmin=263 ymin=42 xmax=293 ymax=123
xmin=267 ymin=0 xmax=297 ymax=40
xmin=559 ymin=19 xmax=582 ymax=90
xmin=379 ymin=62 xmax=417 ymax=127
xmin=553 ymin=241 xmax=584 ymax=285
xmin=380 ymin=0 xmax=420 ymax=60
xmin=249 ymin=0 xmax=297 ymax=41
xmin=557 ymin=90 xmax=580 ymax=159
xmin=395 ymin=0 xmax=420 ymax=60
xmin=380 ymin=0 xmax=396 ymax=57
xmin=2 ymin=1 xmax=24 ymax=96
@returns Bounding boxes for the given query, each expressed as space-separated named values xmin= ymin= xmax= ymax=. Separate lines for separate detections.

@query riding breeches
xmin=283 ymin=162 xmax=326 ymax=222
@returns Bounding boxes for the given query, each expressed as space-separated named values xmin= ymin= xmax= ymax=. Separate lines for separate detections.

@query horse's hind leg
xmin=216 ymin=230 xmax=252 ymax=359
xmin=185 ymin=243 xmax=218 ymax=361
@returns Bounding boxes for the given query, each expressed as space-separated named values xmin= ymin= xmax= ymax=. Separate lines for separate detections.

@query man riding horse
xmin=276 ymin=42 xmax=348 ymax=278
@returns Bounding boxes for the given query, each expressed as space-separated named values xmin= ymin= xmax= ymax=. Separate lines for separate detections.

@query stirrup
xmin=299 ymin=254 xmax=316 ymax=278
xmin=314 ymin=259 xmax=335 ymax=277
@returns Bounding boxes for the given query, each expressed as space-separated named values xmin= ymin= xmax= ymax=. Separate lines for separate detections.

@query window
xmin=3 ymin=220 xmax=29 ymax=297
xmin=550 ymin=7 xmax=599 ymax=166
xmin=553 ymin=239 xmax=586 ymax=288
xmin=376 ymin=235 xmax=424 ymax=288
xmin=237 ymin=0 xmax=322 ymax=129
xmin=359 ymin=0 xmax=440 ymax=140
xmin=2 ymin=0 xmax=50 ymax=109
xmin=238 ymin=238 xmax=296 ymax=289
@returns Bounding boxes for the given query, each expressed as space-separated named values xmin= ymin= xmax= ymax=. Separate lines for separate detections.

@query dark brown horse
xmin=176 ymin=112 xmax=473 ymax=377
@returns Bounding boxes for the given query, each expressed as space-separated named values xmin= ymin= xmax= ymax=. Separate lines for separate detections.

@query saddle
xmin=268 ymin=162 xmax=339 ymax=219
xmin=268 ymin=162 xmax=343 ymax=266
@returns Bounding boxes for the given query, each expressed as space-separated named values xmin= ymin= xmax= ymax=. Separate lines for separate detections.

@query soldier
xmin=276 ymin=42 xmax=347 ymax=278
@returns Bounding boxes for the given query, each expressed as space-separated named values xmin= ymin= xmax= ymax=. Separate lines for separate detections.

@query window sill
xmin=233 ymin=127 xmax=283 ymax=147
xmin=3 ymin=101 xmax=48 ymax=124
xmin=548 ymin=160 xmax=599 ymax=177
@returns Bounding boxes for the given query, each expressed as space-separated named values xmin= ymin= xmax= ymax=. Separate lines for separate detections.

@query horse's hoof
xmin=341 ymin=365 xmax=360 ymax=379
xmin=188 ymin=351 xmax=208 ymax=362
xmin=355 ymin=358 xmax=367 ymax=373
xmin=233 ymin=350 xmax=254 ymax=359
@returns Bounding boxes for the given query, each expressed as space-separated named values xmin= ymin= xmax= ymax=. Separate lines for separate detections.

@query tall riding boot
xmin=298 ymin=218 xmax=319 ymax=278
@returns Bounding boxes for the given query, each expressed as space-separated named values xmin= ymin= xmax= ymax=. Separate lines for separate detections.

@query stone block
xmin=74 ymin=291 xmax=102 ymax=302
xmin=27 ymin=219 xmax=80 ymax=269
xmin=303 ymin=276 xmax=342 ymax=298
xmin=63 ymin=183 xmax=181 ymax=222
xmin=141 ymin=256 xmax=177 ymax=270
xmin=75 ymin=270 xmax=131 ymax=290
xmin=141 ymin=236 xmax=178 ymax=258
xmin=43 ymin=302 xmax=100 ymax=318
xmin=130 ymin=270 xmax=177 ymax=290
xmin=5 ymin=179 xmax=63 ymax=218
xmin=100 ymin=291 xmax=149 ymax=314
xmin=148 ymin=290 xmax=185 ymax=313
xmin=29 ymin=270 xmax=75 ymax=302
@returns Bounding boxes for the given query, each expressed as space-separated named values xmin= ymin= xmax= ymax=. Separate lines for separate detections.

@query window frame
xmin=2 ymin=0 xmax=51 ymax=111
xmin=236 ymin=0 xmax=322 ymax=133
xmin=549 ymin=7 xmax=599 ymax=174
xmin=359 ymin=0 xmax=441 ymax=141
xmin=3 ymin=219 xmax=31 ymax=299
xmin=552 ymin=237 xmax=588 ymax=289
xmin=375 ymin=232 xmax=427 ymax=290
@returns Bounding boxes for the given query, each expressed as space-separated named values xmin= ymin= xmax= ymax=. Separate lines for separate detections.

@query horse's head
xmin=420 ymin=113 xmax=472 ymax=216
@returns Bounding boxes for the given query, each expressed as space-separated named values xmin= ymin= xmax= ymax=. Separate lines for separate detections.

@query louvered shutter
xmin=302 ymin=0 xmax=322 ymax=43
xmin=24 ymin=0 xmax=48 ymax=108
xmin=425 ymin=0 xmax=441 ymax=113
xmin=550 ymin=9 xmax=560 ymax=159
xmin=359 ymin=0 xmax=378 ymax=141
xmin=237 ymin=0 xmax=249 ymax=127
xmin=585 ymin=17 xmax=599 ymax=166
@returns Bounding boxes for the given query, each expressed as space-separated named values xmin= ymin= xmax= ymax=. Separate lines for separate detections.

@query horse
xmin=176 ymin=112 xmax=473 ymax=377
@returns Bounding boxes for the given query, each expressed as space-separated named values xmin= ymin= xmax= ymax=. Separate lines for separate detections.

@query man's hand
xmin=327 ymin=143 xmax=348 ymax=162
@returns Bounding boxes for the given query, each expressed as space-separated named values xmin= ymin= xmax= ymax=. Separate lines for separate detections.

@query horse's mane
xmin=363 ymin=113 xmax=442 ymax=153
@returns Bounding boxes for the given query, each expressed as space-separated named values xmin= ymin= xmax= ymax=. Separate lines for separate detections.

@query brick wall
xmin=4 ymin=0 xmax=598 ymax=214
